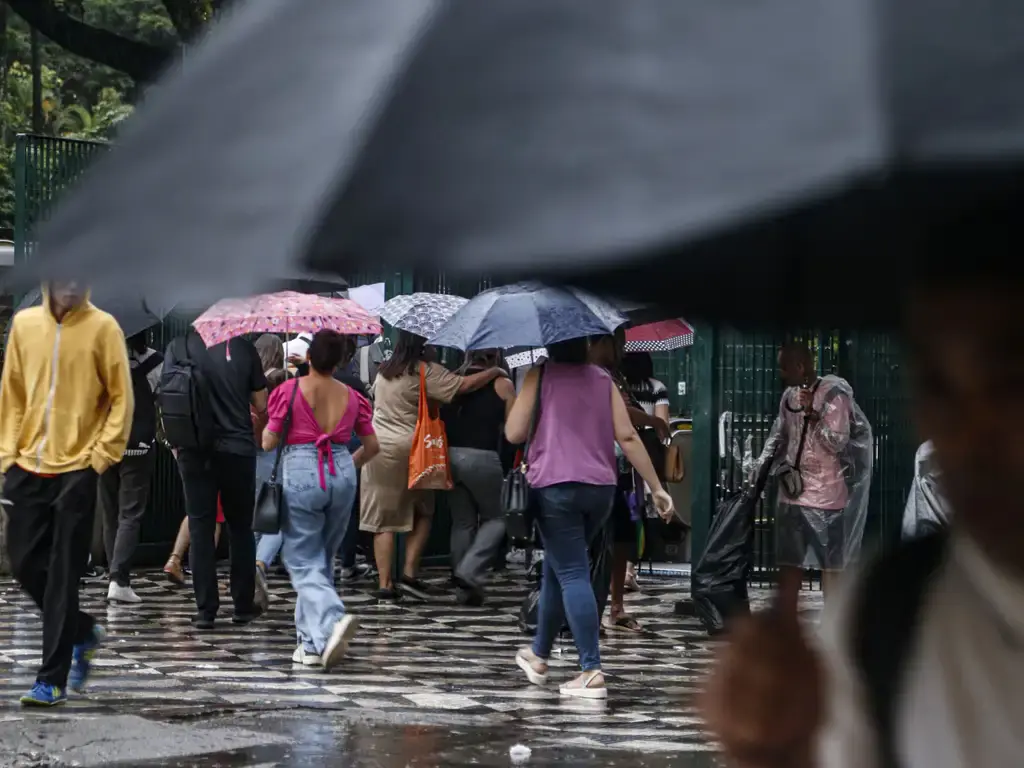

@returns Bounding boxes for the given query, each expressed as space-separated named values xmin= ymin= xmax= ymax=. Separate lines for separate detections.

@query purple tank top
xmin=526 ymin=363 xmax=617 ymax=488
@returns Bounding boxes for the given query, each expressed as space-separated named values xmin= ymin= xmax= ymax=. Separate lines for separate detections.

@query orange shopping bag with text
xmin=408 ymin=364 xmax=453 ymax=490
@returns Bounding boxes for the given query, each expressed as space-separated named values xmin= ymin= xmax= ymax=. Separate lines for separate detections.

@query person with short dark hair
xmin=441 ymin=349 xmax=517 ymax=605
xmin=164 ymin=333 xmax=268 ymax=630
xmin=0 ymin=281 xmax=132 ymax=706
xmin=263 ymin=330 xmax=379 ymax=669
xmin=99 ymin=331 xmax=163 ymax=605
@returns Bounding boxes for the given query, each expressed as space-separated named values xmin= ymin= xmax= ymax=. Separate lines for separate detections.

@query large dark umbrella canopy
xmin=17 ymin=0 xmax=1024 ymax=326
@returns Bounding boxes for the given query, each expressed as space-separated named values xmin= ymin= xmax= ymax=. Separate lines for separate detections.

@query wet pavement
xmin=0 ymin=563 xmax=821 ymax=766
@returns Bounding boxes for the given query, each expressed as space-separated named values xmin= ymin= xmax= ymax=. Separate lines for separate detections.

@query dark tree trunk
xmin=30 ymin=26 xmax=42 ymax=133
xmin=7 ymin=0 xmax=175 ymax=83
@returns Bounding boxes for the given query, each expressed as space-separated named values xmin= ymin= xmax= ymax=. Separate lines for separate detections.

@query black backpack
xmin=853 ymin=532 xmax=948 ymax=768
xmin=157 ymin=333 xmax=214 ymax=451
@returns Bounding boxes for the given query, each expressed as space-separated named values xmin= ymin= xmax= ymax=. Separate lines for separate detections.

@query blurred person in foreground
xmin=705 ymin=200 xmax=1024 ymax=768
xmin=0 ymin=281 xmax=132 ymax=706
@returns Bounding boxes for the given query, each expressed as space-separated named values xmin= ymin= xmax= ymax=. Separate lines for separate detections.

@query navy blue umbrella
xmin=428 ymin=282 xmax=626 ymax=351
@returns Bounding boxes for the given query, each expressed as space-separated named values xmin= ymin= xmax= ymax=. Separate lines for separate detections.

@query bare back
xmin=298 ymin=375 xmax=351 ymax=435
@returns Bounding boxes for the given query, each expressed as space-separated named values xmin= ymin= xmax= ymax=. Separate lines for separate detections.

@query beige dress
xmin=360 ymin=362 xmax=462 ymax=533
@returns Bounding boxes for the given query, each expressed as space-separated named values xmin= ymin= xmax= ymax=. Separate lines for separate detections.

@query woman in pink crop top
xmin=263 ymin=331 xmax=379 ymax=670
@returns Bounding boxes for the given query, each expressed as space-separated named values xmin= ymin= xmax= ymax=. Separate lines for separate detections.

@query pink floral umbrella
xmin=193 ymin=291 xmax=381 ymax=346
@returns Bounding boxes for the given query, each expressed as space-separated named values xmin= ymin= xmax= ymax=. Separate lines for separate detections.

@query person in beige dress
xmin=361 ymin=331 xmax=503 ymax=601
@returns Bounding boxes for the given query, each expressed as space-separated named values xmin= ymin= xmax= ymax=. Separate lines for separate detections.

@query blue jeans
xmin=254 ymin=450 xmax=283 ymax=567
xmin=532 ymin=483 xmax=615 ymax=672
xmin=280 ymin=444 xmax=357 ymax=654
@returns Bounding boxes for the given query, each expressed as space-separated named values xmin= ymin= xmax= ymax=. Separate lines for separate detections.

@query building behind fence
xmin=9 ymin=133 xmax=917 ymax=575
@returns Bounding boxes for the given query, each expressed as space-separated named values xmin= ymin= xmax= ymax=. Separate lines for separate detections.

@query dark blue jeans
xmin=532 ymin=482 xmax=615 ymax=672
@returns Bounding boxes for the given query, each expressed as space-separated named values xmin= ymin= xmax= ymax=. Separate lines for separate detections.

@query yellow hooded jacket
xmin=0 ymin=288 xmax=133 ymax=475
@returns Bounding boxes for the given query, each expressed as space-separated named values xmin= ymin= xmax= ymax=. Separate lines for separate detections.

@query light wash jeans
xmin=280 ymin=443 xmax=357 ymax=655
xmin=254 ymin=450 xmax=283 ymax=567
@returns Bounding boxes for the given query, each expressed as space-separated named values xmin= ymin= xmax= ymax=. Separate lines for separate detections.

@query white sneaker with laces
xmin=106 ymin=582 xmax=142 ymax=604
xmin=291 ymin=646 xmax=323 ymax=666
xmin=321 ymin=615 xmax=359 ymax=671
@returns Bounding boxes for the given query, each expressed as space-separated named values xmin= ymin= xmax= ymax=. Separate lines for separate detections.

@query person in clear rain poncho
xmin=756 ymin=344 xmax=873 ymax=600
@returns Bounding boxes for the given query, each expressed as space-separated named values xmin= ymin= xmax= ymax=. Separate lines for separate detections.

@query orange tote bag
xmin=408 ymin=364 xmax=453 ymax=491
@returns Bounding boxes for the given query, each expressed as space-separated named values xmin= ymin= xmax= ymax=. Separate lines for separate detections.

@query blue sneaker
xmin=19 ymin=682 xmax=66 ymax=707
xmin=69 ymin=624 xmax=106 ymax=693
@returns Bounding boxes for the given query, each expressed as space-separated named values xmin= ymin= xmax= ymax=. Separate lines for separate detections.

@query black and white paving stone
xmin=0 ymin=563 xmax=822 ymax=754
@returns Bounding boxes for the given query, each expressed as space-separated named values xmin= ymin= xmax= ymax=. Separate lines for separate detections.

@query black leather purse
xmin=252 ymin=380 xmax=299 ymax=535
xmin=502 ymin=367 xmax=544 ymax=540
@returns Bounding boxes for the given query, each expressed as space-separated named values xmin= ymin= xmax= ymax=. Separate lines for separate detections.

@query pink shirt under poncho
xmin=777 ymin=382 xmax=851 ymax=510
xmin=267 ymin=378 xmax=374 ymax=489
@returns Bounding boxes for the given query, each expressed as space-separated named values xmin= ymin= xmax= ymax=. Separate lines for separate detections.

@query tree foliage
xmin=1 ymin=0 xmax=224 ymax=229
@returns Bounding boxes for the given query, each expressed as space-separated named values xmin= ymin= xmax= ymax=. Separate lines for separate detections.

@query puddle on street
xmin=138 ymin=711 xmax=724 ymax=767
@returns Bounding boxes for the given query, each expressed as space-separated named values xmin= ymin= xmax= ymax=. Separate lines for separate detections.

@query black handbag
xmin=252 ymin=380 xmax=300 ymax=535
xmin=502 ymin=366 xmax=544 ymax=540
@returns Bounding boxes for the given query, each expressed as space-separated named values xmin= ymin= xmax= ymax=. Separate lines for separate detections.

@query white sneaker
xmin=106 ymin=582 xmax=142 ymax=604
xmin=321 ymin=615 xmax=359 ymax=671
xmin=291 ymin=646 xmax=322 ymax=667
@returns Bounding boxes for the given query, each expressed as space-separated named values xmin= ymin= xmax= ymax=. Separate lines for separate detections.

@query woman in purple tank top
xmin=505 ymin=337 xmax=675 ymax=699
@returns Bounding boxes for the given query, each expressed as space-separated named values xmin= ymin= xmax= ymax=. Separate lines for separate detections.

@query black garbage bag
xmin=518 ymin=522 xmax=614 ymax=635
xmin=692 ymin=462 xmax=772 ymax=636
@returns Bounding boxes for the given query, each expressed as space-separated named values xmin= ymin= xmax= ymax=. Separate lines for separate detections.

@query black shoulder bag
xmin=776 ymin=379 xmax=822 ymax=498
xmin=501 ymin=366 xmax=545 ymax=541
xmin=252 ymin=379 xmax=300 ymax=535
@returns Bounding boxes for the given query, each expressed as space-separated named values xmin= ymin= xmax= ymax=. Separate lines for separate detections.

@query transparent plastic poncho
xmin=755 ymin=375 xmax=873 ymax=569
xmin=901 ymin=440 xmax=952 ymax=539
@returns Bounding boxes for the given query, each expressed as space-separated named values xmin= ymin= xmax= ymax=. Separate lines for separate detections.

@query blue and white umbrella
xmin=380 ymin=292 xmax=469 ymax=339
xmin=429 ymin=282 xmax=626 ymax=352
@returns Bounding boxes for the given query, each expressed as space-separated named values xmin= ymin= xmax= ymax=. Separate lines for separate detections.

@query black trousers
xmin=98 ymin=452 xmax=156 ymax=586
xmin=176 ymin=450 xmax=257 ymax=619
xmin=5 ymin=465 xmax=98 ymax=688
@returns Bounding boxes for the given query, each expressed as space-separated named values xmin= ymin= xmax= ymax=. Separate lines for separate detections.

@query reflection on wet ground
xmin=0 ymin=565 xmax=820 ymax=764
xmin=141 ymin=712 xmax=726 ymax=767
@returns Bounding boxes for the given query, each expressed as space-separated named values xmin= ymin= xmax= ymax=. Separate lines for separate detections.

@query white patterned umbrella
xmin=380 ymin=293 xmax=469 ymax=339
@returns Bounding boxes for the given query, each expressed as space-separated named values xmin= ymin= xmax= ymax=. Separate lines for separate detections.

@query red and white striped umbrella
xmin=624 ymin=318 xmax=694 ymax=352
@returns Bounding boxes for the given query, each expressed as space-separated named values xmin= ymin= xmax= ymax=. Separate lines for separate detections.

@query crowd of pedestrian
xmin=0 ymin=287 xmax=691 ymax=706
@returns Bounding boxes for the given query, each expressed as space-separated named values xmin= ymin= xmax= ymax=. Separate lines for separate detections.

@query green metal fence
xmin=689 ymin=326 xmax=917 ymax=585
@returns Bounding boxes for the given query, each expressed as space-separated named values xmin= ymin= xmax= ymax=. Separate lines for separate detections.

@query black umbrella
xmin=17 ymin=1 xmax=1024 ymax=325
xmin=14 ymin=288 xmax=169 ymax=339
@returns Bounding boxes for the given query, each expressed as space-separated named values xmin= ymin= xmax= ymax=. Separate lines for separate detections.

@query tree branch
xmin=7 ymin=0 xmax=175 ymax=82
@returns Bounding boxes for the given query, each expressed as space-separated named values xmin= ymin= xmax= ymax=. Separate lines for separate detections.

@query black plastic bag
xmin=518 ymin=521 xmax=614 ymax=635
xmin=692 ymin=462 xmax=771 ymax=635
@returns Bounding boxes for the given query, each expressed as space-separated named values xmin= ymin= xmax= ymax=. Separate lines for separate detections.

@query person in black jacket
xmin=99 ymin=332 xmax=163 ymax=604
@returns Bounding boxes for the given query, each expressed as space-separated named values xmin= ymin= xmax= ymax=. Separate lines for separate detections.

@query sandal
xmin=604 ymin=613 xmax=643 ymax=633
xmin=164 ymin=554 xmax=185 ymax=586
xmin=560 ymin=670 xmax=607 ymax=699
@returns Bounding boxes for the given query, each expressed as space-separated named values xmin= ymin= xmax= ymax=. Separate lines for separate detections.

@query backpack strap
xmin=852 ymin=532 xmax=949 ymax=768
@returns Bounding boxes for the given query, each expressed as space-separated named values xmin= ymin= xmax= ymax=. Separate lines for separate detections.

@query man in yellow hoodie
xmin=0 ymin=281 xmax=132 ymax=707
